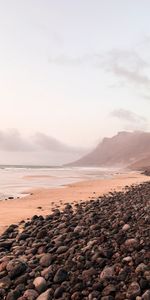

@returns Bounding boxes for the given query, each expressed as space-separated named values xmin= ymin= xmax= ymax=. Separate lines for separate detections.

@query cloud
xmin=48 ymin=54 xmax=102 ymax=66
xmin=0 ymin=129 xmax=70 ymax=152
xmin=105 ymin=49 xmax=150 ymax=90
xmin=111 ymin=109 xmax=148 ymax=130
xmin=0 ymin=130 xmax=87 ymax=165
xmin=48 ymin=46 xmax=150 ymax=98
xmin=103 ymin=48 xmax=150 ymax=100
xmin=0 ymin=129 xmax=85 ymax=154
xmin=0 ymin=129 xmax=34 ymax=152
xmin=34 ymin=132 xmax=71 ymax=152
xmin=112 ymin=65 xmax=150 ymax=86
xmin=48 ymin=49 xmax=148 ymax=75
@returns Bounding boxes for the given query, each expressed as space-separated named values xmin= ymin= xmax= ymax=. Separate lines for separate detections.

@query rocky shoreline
xmin=0 ymin=182 xmax=150 ymax=300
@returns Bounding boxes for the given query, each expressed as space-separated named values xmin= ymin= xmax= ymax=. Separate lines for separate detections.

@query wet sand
xmin=0 ymin=172 xmax=149 ymax=234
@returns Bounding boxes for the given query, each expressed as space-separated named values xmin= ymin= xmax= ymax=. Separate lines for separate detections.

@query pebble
xmin=23 ymin=289 xmax=39 ymax=299
xmin=135 ymin=263 xmax=148 ymax=274
xmin=142 ymin=290 xmax=150 ymax=300
xmin=100 ymin=266 xmax=115 ymax=280
xmin=127 ymin=281 xmax=141 ymax=299
xmin=36 ymin=288 xmax=54 ymax=300
xmin=39 ymin=254 xmax=52 ymax=267
xmin=71 ymin=292 xmax=82 ymax=300
xmin=54 ymin=286 xmax=64 ymax=298
xmin=122 ymin=224 xmax=130 ymax=231
xmin=53 ymin=268 xmax=68 ymax=283
xmin=33 ymin=276 xmax=47 ymax=293
xmin=6 ymin=260 xmax=27 ymax=279
xmin=102 ymin=284 xmax=116 ymax=296
xmin=0 ymin=182 xmax=149 ymax=299
xmin=122 ymin=256 xmax=133 ymax=263
xmin=125 ymin=238 xmax=138 ymax=249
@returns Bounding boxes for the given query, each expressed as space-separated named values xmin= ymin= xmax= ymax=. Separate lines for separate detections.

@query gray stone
xmin=6 ymin=260 xmax=27 ymax=279
xmin=53 ymin=268 xmax=68 ymax=283
xmin=126 ymin=281 xmax=141 ymax=299
xmin=39 ymin=254 xmax=52 ymax=267
xmin=0 ymin=276 xmax=11 ymax=289
xmin=135 ymin=263 xmax=147 ymax=274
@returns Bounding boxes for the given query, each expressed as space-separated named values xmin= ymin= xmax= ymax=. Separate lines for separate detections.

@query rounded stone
xmin=82 ymin=268 xmax=96 ymax=281
xmin=53 ymin=268 xmax=68 ymax=283
xmin=122 ymin=224 xmax=130 ymax=231
xmin=33 ymin=277 xmax=47 ymax=293
xmin=125 ymin=239 xmax=138 ymax=249
xmin=126 ymin=282 xmax=141 ymax=299
xmin=102 ymin=284 xmax=116 ymax=296
xmin=139 ymin=278 xmax=149 ymax=290
xmin=36 ymin=288 xmax=54 ymax=300
xmin=122 ymin=256 xmax=132 ymax=263
xmin=6 ymin=291 xmax=19 ymax=300
xmin=39 ymin=254 xmax=52 ymax=267
xmin=56 ymin=246 xmax=68 ymax=254
xmin=6 ymin=260 xmax=27 ymax=279
xmin=135 ymin=263 xmax=147 ymax=274
xmin=54 ymin=286 xmax=64 ymax=298
xmin=23 ymin=289 xmax=39 ymax=300
xmin=74 ymin=226 xmax=83 ymax=234
xmin=0 ymin=276 xmax=11 ymax=289
xmin=100 ymin=266 xmax=115 ymax=280
xmin=142 ymin=290 xmax=150 ymax=300
xmin=71 ymin=292 xmax=82 ymax=300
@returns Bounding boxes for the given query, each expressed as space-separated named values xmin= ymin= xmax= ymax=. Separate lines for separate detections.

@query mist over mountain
xmin=0 ymin=130 xmax=87 ymax=166
xmin=68 ymin=131 xmax=150 ymax=169
xmin=1 ymin=129 xmax=150 ymax=168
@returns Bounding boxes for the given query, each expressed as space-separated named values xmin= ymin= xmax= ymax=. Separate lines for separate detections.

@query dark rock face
xmin=0 ymin=182 xmax=150 ymax=299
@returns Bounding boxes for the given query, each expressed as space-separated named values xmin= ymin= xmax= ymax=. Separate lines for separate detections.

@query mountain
xmin=68 ymin=131 xmax=150 ymax=168
xmin=129 ymin=155 xmax=150 ymax=170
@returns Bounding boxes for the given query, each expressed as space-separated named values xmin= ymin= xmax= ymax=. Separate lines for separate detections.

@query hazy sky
xmin=0 ymin=0 xmax=150 ymax=151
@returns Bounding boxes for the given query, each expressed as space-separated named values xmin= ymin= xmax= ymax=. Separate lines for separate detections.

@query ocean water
xmin=0 ymin=165 xmax=117 ymax=200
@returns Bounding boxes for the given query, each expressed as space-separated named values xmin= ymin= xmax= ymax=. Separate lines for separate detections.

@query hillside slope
xmin=69 ymin=131 xmax=150 ymax=168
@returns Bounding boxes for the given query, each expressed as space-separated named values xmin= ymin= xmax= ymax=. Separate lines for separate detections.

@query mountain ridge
xmin=68 ymin=131 xmax=150 ymax=169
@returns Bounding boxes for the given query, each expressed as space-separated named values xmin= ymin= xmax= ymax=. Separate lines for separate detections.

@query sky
xmin=0 ymin=0 xmax=150 ymax=164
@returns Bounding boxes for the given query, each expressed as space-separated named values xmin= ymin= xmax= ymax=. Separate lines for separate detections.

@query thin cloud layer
xmin=48 ymin=54 xmax=102 ymax=66
xmin=34 ymin=132 xmax=73 ymax=152
xmin=106 ymin=49 xmax=150 ymax=92
xmin=0 ymin=130 xmax=84 ymax=153
xmin=0 ymin=129 xmax=34 ymax=152
xmin=48 ymin=45 xmax=150 ymax=98
xmin=111 ymin=109 xmax=148 ymax=130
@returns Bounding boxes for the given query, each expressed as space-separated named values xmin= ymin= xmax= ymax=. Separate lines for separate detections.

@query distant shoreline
xmin=0 ymin=166 xmax=119 ymax=200
xmin=0 ymin=164 xmax=61 ymax=169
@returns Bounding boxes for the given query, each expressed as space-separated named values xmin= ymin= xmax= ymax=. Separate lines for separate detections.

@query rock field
xmin=0 ymin=182 xmax=150 ymax=300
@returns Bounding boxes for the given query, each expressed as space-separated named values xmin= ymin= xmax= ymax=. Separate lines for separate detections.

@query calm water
xmin=0 ymin=166 xmax=118 ymax=199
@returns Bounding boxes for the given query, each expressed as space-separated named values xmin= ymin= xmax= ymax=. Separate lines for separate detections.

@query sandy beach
xmin=0 ymin=171 xmax=149 ymax=235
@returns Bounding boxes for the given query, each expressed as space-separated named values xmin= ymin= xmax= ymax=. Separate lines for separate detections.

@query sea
xmin=0 ymin=165 xmax=119 ymax=200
